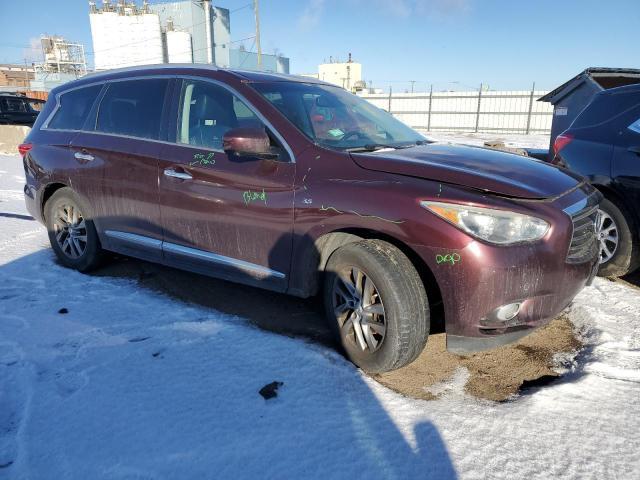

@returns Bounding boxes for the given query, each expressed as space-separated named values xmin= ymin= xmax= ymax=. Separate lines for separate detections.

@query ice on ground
xmin=1 ymin=152 xmax=639 ymax=479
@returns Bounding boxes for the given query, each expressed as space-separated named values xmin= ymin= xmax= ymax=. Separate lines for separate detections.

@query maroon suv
xmin=21 ymin=65 xmax=600 ymax=373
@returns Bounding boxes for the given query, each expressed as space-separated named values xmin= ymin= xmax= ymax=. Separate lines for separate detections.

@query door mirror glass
xmin=223 ymin=127 xmax=278 ymax=160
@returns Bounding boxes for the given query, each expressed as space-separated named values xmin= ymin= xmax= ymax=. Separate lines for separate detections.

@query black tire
xmin=45 ymin=187 xmax=103 ymax=272
xmin=597 ymin=197 xmax=640 ymax=277
xmin=323 ymin=240 xmax=429 ymax=373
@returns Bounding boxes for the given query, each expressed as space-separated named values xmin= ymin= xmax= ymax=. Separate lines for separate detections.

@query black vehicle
xmin=552 ymin=83 xmax=640 ymax=277
xmin=0 ymin=93 xmax=44 ymax=126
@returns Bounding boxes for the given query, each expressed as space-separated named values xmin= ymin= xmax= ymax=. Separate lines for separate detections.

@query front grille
xmin=564 ymin=193 xmax=600 ymax=264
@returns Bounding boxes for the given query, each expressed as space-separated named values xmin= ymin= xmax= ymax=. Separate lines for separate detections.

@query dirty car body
xmin=22 ymin=65 xmax=600 ymax=371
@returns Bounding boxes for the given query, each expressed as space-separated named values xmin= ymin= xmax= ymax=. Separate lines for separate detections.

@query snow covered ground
xmin=422 ymin=131 xmax=551 ymax=149
xmin=1 ymin=148 xmax=639 ymax=479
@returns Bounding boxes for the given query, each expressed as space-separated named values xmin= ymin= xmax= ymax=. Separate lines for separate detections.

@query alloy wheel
xmin=332 ymin=267 xmax=386 ymax=353
xmin=52 ymin=203 xmax=88 ymax=259
xmin=597 ymin=209 xmax=619 ymax=264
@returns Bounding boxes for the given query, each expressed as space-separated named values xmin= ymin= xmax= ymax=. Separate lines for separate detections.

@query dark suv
xmin=0 ymin=93 xmax=44 ymax=126
xmin=552 ymin=83 xmax=640 ymax=277
xmin=21 ymin=65 xmax=600 ymax=373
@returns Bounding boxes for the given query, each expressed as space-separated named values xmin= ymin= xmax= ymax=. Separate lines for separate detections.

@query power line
xmin=237 ymin=37 xmax=256 ymax=68
xmin=89 ymin=35 xmax=257 ymax=69
xmin=230 ymin=2 xmax=252 ymax=13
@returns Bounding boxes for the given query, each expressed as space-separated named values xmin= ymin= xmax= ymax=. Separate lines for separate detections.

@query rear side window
xmin=96 ymin=79 xmax=169 ymax=140
xmin=1 ymin=97 xmax=31 ymax=113
xmin=573 ymin=91 xmax=640 ymax=129
xmin=47 ymin=85 xmax=102 ymax=130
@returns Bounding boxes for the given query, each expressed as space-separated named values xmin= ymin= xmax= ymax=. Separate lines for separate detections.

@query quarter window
xmin=47 ymin=85 xmax=102 ymax=130
xmin=177 ymin=80 xmax=264 ymax=150
xmin=96 ymin=79 xmax=169 ymax=139
xmin=628 ymin=118 xmax=640 ymax=134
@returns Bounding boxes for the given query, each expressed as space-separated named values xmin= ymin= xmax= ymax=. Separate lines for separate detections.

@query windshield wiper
xmin=345 ymin=144 xmax=398 ymax=153
xmin=346 ymin=140 xmax=429 ymax=153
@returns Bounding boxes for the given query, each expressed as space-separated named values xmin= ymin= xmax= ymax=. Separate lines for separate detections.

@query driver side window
xmin=177 ymin=80 xmax=264 ymax=150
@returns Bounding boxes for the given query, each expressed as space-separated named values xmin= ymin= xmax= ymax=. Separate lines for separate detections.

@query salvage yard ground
xmin=1 ymin=135 xmax=639 ymax=478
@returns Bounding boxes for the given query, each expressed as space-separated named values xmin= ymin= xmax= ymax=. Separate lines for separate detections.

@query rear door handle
xmin=74 ymin=151 xmax=94 ymax=161
xmin=163 ymin=167 xmax=192 ymax=180
xmin=628 ymin=146 xmax=640 ymax=155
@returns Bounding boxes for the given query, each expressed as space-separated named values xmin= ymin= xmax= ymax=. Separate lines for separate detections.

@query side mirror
xmin=222 ymin=127 xmax=278 ymax=160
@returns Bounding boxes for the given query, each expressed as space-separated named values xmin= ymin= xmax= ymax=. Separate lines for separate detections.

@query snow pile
xmin=423 ymin=131 xmax=550 ymax=150
xmin=1 ymin=152 xmax=639 ymax=479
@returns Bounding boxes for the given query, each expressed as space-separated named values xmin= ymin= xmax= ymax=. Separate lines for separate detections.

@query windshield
xmin=251 ymin=81 xmax=427 ymax=151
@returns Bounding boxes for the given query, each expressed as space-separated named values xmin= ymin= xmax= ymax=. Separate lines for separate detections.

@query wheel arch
xmin=592 ymin=182 xmax=639 ymax=233
xmin=41 ymin=182 xmax=69 ymax=221
xmin=289 ymin=228 xmax=444 ymax=331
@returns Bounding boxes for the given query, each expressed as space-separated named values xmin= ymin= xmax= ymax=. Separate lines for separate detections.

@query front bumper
xmin=412 ymin=187 xmax=599 ymax=354
xmin=447 ymin=328 xmax=540 ymax=355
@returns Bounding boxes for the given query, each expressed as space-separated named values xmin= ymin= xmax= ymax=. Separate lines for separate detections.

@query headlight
xmin=420 ymin=201 xmax=549 ymax=245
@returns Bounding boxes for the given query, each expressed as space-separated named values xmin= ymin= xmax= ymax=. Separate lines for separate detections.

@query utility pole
xmin=475 ymin=82 xmax=483 ymax=133
xmin=254 ymin=0 xmax=262 ymax=69
xmin=427 ymin=83 xmax=433 ymax=132
xmin=24 ymin=59 xmax=29 ymax=90
xmin=410 ymin=80 xmax=415 ymax=93
xmin=526 ymin=81 xmax=536 ymax=135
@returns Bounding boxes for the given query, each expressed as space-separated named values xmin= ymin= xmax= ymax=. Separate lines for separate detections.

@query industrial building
xmin=89 ymin=0 xmax=289 ymax=73
xmin=29 ymin=36 xmax=88 ymax=92
xmin=301 ymin=54 xmax=364 ymax=92
xmin=0 ymin=65 xmax=35 ymax=91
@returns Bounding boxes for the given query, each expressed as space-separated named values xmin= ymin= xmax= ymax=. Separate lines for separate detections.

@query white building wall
xmin=318 ymin=62 xmax=362 ymax=91
xmin=166 ymin=31 xmax=192 ymax=63
xmin=212 ymin=6 xmax=230 ymax=68
xmin=90 ymin=11 xmax=163 ymax=70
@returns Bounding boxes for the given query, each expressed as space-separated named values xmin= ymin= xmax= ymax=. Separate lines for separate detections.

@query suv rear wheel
xmin=45 ymin=187 xmax=103 ymax=272
xmin=597 ymin=197 xmax=640 ymax=277
xmin=324 ymin=240 xmax=429 ymax=373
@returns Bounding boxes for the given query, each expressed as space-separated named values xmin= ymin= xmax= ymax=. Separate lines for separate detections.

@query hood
xmin=351 ymin=143 xmax=583 ymax=199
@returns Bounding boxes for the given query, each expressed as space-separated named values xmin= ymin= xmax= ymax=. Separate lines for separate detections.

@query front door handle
xmin=74 ymin=151 xmax=94 ymax=162
xmin=163 ymin=167 xmax=192 ymax=180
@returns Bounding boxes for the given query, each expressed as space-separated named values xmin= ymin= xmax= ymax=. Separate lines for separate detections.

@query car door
xmin=70 ymin=77 xmax=172 ymax=262
xmin=157 ymin=77 xmax=295 ymax=291
xmin=39 ymin=82 xmax=105 ymax=219
xmin=612 ymin=108 xmax=640 ymax=226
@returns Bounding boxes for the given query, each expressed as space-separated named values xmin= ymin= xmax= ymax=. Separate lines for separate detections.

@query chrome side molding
xmin=163 ymin=242 xmax=285 ymax=279
xmin=104 ymin=230 xmax=285 ymax=280
xmin=105 ymin=230 xmax=163 ymax=249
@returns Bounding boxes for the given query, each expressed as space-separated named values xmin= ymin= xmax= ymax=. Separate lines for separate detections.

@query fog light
xmin=495 ymin=303 xmax=521 ymax=321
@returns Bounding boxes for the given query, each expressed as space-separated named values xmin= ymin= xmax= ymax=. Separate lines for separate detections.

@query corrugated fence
xmin=359 ymin=85 xmax=553 ymax=134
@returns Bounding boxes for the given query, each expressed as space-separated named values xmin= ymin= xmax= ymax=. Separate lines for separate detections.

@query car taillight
xmin=553 ymin=134 xmax=573 ymax=155
xmin=18 ymin=143 xmax=32 ymax=157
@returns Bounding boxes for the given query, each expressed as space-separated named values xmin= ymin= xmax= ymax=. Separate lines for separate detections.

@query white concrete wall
xmin=359 ymin=90 xmax=553 ymax=134
xmin=166 ymin=31 xmax=193 ymax=63
xmin=0 ymin=125 xmax=30 ymax=154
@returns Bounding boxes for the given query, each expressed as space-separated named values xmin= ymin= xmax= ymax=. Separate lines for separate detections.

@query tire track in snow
xmin=0 ymin=342 xmax=33 ymax=474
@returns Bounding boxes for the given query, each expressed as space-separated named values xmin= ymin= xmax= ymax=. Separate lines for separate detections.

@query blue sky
xmin=0 ymin=0 xmax=638 ymax=91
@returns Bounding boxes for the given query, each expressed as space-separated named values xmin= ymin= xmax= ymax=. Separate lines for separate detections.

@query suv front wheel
xmin=324 ymin=240 xmax=430 ymax=373
xmin=45 ymin=187 xmax=103 ymax=272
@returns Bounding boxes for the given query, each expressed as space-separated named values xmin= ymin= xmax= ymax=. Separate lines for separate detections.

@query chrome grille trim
xmin=564 ymin=193 xmax=600 ymax=264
